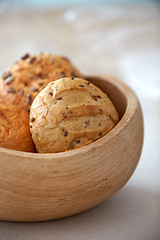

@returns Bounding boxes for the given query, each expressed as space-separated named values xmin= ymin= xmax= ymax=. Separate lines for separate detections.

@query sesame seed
xmin=64 ymin=130 xmax=68 ymax=137
xmin=70 ymin=142 xmax=75 ymax=149
xmin=27 ymin=93 xmax=32 ymax=104
xmin=38 ymin=72 xmax=47 ymax=79
xmin=30 ymin=87 xmax=39 ymax=92
xmin=85 ymin=121 xmax=90 ymax=127
xmin=71 ymin=71 xmax=78 ymax=78
xmin=59 ymin=71 xmax=66 ymax=78
xmin=34 ymin=131 xmax=38 ymax=136
xmin=21 ymin=53 xmax=30 ymax=60
xmin=8 ymin=87 xmax=16 ymax=93
xmin=71 ymin=71 xmax=76 ymax=77
xmin=30 ymin=117 xmax=36 ymax=123
xmin=4 ymin=75 xmax=14 ymax=85
xmin=49 ymin=92 xmax=53 ymax=96
xmin=62 ymin=56 xmax=70 ymax=62
xmin=27 ymin=106 xmax=30 ymax=112
xmin=29 ymin=56 xmax=36 ymax=63
xmin=2 ymin=71 xmax=12 ymax=80
xmin=92 ymin=95 xmax=98 ymax=101
xmin=62 ymin=113 xmax=67 ymax=118
xmin=38 ymin=82 xmax=44 ymax=86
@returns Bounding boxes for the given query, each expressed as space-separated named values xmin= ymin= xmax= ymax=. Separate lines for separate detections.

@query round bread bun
xmin=0 ymin=53 xmax=82 ymax=112
xmin=0 ymin=104 xmax=35 ymax=152
xmin=30 ymin=77 xmax=119 ymax=153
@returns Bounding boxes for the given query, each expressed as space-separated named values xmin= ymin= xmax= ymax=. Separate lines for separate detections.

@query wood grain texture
xmin=0 ymin=75 xmax=144 ymax=222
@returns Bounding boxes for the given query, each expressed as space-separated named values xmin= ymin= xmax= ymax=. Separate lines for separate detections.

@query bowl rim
xmin=0 ymin=75 xmax=139 ymax=159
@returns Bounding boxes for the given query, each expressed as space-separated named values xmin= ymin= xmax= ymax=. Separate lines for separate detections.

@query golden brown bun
xmin=30 ymin=77 xmax=119 ymax=153
xmin=0 ymin=104 xmax=35 ymax=152
xmin=0 ymin=53 xmax=82 ymax=112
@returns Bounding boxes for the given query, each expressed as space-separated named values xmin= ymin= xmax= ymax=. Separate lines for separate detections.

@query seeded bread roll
xmin=30 ymin=77 xmax=119 ymax=153
xmin=0 ymin=104 xmax=35 ymax=152
xmin=0 ymin=53 xmax=82 ymax=112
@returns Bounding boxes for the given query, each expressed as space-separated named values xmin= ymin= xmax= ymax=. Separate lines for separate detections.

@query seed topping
xmin=64 ymin=130 xmax=68 ymax=137
xmin=2 ymin=71 xmax=12 ymax=80
xmin=8 ymin=87 xmax=16 ymax=93
xmin=59 ymin=71 xmax=66 ymax=78
xmin=71 ymin=71 xmax=78 ymax=78
xmin=29 ymin=56 xmax=36 ymax=64
xmin=21 ymin=53 xmax=30 ymax=60
xmin=4 ymin=75 xmax=14 ymax=85
xmin=27 ymin=93 xmax=32 ymax=104
xmin=62 ymin=113 xmax=67 ymax=118
xmin=85 ymin=120 xmax=90 ymax=127
xmin=92 ymin=95 xmax=98 ymax=101
xmin=62 ymin=56 xmax=70 ymax=62
xmin=30 ymin=117 xmax=36 ymax=123
xmin=30 ymin=87 xmax=39 ymax=92
xmin=38 ymin=82 xmax=44 ymax=86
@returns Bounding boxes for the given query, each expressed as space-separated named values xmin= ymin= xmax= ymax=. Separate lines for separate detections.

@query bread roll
xmin=30 ymin=77 xmax=119 ymax=153
xmin=0 ymin=104 xmax=35 ymax=152
xmin=0 ymin=53 xmax=82 ymax=112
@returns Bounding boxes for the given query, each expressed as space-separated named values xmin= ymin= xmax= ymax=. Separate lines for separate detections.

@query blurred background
xmin=0 ymin=0 xmax=160 ymax=100
xmin=0 ymin=0 xmax=160 ymax=239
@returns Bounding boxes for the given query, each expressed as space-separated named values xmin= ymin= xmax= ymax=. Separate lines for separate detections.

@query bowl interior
xmin=86 ymin=76 xmax=127 ymax=119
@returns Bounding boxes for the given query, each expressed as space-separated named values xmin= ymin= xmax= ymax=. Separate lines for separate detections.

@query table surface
xmin=0 ymin=3 xmax=160 ymax=240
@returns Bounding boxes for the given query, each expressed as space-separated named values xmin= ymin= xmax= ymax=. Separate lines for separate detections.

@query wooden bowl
xmin=0 ymin=75 xmax=143 ymax=222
